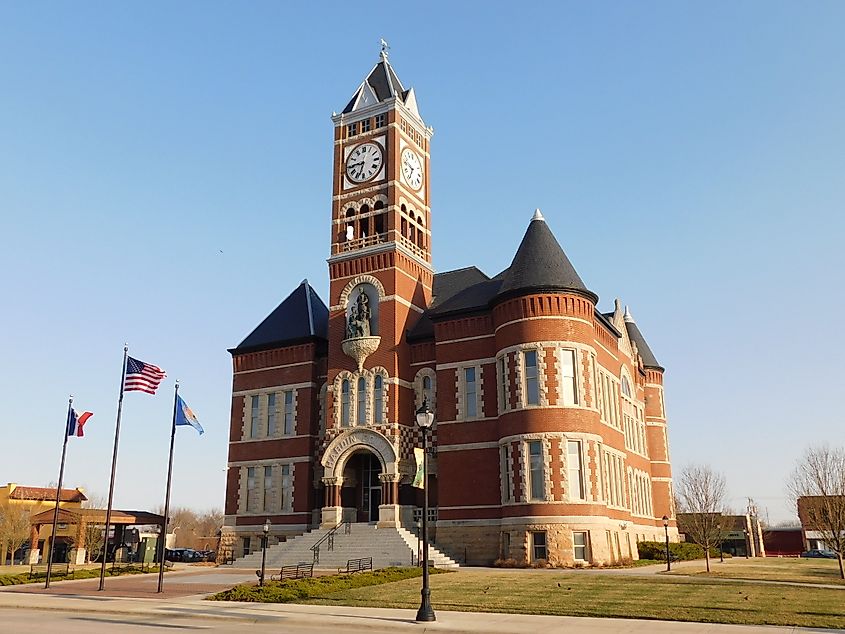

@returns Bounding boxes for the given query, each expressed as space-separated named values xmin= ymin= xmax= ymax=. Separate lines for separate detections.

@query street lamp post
xmin=415 ymin=399 xmax=436 ymax=623
xmin=743 ymin=528 xmax=750 ymax=559
xmin=662 ymin=515 xmax=671 ymax=572
xmin=259 ymin=519 xmax=270 ymax=587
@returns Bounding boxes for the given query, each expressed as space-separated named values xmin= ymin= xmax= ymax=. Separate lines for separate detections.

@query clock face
xmin=401 ymin=148 xmax=423 ymax=190
xmin=346 ymin=143 xmax=383 ymax=183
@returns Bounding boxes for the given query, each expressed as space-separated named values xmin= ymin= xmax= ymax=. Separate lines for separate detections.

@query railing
xmin=310 ymin=520 xmax=351 ymax=564
xmin=340 ymin=233 xmax=387 ymax=253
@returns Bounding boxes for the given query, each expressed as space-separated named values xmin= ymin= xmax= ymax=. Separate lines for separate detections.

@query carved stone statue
xmin=346 ymin=287 xmax=372 ymax=339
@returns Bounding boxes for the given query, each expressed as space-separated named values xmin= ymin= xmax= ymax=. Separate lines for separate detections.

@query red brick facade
xmin=222 ymin=53 xmax=677 ymax=565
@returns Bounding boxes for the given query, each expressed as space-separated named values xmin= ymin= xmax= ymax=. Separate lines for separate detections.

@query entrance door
xmin=359 ymin=453 xmax=382 ymax=522
xmin=369 ymin=487 xmax=381 ymax=521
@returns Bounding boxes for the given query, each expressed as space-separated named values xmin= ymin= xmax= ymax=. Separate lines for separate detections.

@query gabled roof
xmin=341 ymin=52 xmax=420 ymax=118
xmin=497 ymin=210 xmax=598 ymax=304
xmin=8 ymin=486 xmax=86 ymax=503
xmin=624 ymin=309 xmax=663 ymax=371
xmin=230 ymin=280 xmax=328 ymax=354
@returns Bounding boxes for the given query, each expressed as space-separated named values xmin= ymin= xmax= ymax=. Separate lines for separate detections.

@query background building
xmin=223 ymin=51 xmax=678 ymax=565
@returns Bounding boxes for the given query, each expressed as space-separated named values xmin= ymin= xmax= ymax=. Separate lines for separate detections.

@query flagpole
xmin=157 ymin=381 xmax=179 ymax=593
xmin=99 ymin=345 xmax=129 ymax=591
xmin=45 ymin=396 xmax=73 ymax=589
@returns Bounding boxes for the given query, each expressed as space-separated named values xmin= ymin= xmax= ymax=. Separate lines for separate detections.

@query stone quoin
xmin=222 ymin=48 xmax=679 ymax=566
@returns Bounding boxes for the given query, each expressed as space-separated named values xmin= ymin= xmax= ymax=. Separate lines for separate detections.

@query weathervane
xmin=379 ymin=38 xmax=390 ymax=59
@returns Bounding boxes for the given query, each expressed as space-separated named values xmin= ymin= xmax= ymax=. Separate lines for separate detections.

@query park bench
xmin=340 ymin=557 xmax=372 ymax=574
xmin=29 ymin=563 xmax=73 ymax=580
xmin=258 ymin=561 xmax=314 ymax=582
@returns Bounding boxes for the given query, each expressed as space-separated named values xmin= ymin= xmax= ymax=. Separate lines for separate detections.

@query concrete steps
xmin=231 ymin=523 xmax=459 ymax=571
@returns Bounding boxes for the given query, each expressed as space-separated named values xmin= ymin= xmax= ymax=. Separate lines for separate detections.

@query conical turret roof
xmin=497 ymin=210 xmax=597 ymax=303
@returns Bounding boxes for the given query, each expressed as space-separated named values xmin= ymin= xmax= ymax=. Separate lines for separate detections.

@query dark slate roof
xmin=342 ymin=57 xmax=406 ymax=114
xmin=496 ymin=213 xmax=598 ymax=304
xmin=230 ymin=280 xmax=328 ymax=354
xmin=407 ymin=267 xmax=491 ymax=341
xmin=625 ymin=320 xmax=663 ymax=370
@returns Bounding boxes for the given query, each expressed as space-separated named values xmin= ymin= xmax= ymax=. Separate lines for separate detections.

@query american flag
xmin=124 ymin=356 xmax=166 ymax=394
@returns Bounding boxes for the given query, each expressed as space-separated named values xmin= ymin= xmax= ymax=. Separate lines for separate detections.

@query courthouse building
xmin=223 ymin=51 xmax=677 ymax=565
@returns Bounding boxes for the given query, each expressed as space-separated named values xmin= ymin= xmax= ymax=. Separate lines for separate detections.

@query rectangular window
xmin=347 ymin=122 xmax=357 ymax=136
xmin=500 ymin=445 xmax=512 ymax=502
xmin=250 ymin=395 xmax=260 ymax=437
xmin=242 ymin=536 xmax=251 ymax=557
xmin=263 ymin=466 xmax=272 ymax=511
xmin=361 ymin=118 xmax=371 ymax=133
xmin=284 ymin=390 xmax=294 ymax=435
xmin=357 ymin=378 xmax=367 ymax=425
xmin=529 ymin=440 xmax=544 ymax=500
xmin=464 ymin=367 xmax=477 ymax=418
xmin=375 ymin=113 xmax=385 ymax=128
xmin=531 ymin=531 xmax=548 ymax=561
xmin=573 ymin=531 xmax=588 ymax=561
xmin=524 ymin=350 xmax=539 ymax=405
xmin=567 ymin=440 xmax=584 ymax=500
xmin=561 ymin=349 xmax=578 ymax=405
xmin=281 ymin=464 xmax=291 ymax=511
xmin=498 ymin=356 xmax=507 ymax=412
xmin=246 ymin=466 xmax=256 ymax=511
xmin=267 ymin=393 xmax=276 ymax=436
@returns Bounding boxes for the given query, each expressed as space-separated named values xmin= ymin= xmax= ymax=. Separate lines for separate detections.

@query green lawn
xmin=299 ymin=569 xmax=845 ymax=629
xmin=670 ymin=556 xmax=845 ymax=585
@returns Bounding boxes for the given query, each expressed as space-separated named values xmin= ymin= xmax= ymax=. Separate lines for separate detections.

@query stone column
xmin=320 ymin=477 xmax=344 ymax=528
xmin=377 ymin=473 xmax=400 ymax=528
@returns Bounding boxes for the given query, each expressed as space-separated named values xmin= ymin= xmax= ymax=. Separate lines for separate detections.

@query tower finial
xmin=623 ymin=305 xmax=635 ymax=323
xmin=532 ymin=208 xmax=545 ymax=222
xmin=379 ymin=38 xmax=390 ymax=60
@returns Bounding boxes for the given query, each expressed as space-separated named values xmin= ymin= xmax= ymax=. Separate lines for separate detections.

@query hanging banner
xmin=412 ymin=447 xmax=425 ymax=489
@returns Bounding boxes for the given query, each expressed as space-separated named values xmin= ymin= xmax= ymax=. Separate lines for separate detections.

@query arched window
xmin=621 ymin=375 xmax=632 ymax=398
xmin=341 ymin=380 xmax=350 ymax=426
xmin=422 ymin=375 xmax=432 ymax=405
xmin=373 ymin=375 xmax=383 ymax=423
xmin=374 ymin=200 xmax=386 ymax=236
xmin=401 ymin=217 xmax=407 ymax=239
xmin=357 ymin=377 xmax=367 ymax=425
xmin=344 ymin=209 xmax=356 ymax=241
xmin=416 ymin=216 xmax=424 ymax=248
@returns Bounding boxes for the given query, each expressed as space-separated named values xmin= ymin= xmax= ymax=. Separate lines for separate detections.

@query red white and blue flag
xmin=67 ymin=409 xmax=93 ymax=437
xmin=125 ymin=356 xmax=167 ymax=394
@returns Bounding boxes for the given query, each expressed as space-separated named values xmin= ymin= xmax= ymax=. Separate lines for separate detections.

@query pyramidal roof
xmin=341 ymin=51 xmax=420 ymax=119
xmin=230 ymin=280 xmax=328 ymax=354
xmin=497 ymin=210 xmax=598 ymax=303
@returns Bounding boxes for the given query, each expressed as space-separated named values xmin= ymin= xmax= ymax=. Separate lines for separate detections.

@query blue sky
xmin=1 ymin=2 xmax=842 ymax=523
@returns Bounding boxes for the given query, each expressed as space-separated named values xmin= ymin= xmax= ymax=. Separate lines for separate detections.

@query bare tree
xmin=0 ymin=501 xmax=33 ymax=566
xmin=676 ymin=464 xmax=727 ymax=572
xmin=788 ymin=445 xmax=845 ymax=579
xmin=81 ymin=494 xmax=107 ymax=563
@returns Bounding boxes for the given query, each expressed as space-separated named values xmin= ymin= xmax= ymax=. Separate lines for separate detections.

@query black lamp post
xmin=259 ymin=518 xmax=270 ymax=587
xmin=743 ymin=528 xmax=750 ymax=559
xmin=717 ymin=522 xmax=724 ymax=563
xmin=662 ymin=515 xmax=671 ymax=572
xmin=415 ymin=399 xmax=436 ymax=623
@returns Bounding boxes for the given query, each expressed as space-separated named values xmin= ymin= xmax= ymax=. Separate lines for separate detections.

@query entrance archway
xmin=342 ymin=451 xmax=382 ymax=522
xmin=320 ymin=428 xmax=400 ymax=527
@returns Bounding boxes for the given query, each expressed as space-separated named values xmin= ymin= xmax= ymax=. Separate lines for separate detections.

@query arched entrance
xmin=342 ymin=451 xmax=382 ymax=523
xmin=320 ymin=428 xmax=401 ymax=528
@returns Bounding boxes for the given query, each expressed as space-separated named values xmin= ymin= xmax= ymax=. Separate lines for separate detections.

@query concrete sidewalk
xmin=0 ymin=589 xmax=840 ymax=634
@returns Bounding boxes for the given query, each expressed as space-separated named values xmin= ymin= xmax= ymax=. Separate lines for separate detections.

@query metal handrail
xmin=311 ymin=520 xmax=351 ymax=564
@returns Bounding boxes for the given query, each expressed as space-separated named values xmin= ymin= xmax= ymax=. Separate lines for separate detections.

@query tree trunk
xmin=705 ymin=551 xmax=711 ymax=573
xmin=838 ymin=553 xmax=844 ymax=580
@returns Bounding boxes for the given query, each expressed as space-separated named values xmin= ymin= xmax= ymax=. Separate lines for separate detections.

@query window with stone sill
xmin=528 ymin=440 xmax=544 ymax=501
xmin=523 ymin=350 xmax=540 ymax=406
xmin=280 ymin=464 xmax=292 ymax=511
xmin=463 ymin=367 xmax=478 ymax=419
xmin=531 ymin=531 xmax=548 ymax=561
xmin=250 ymin=395 xmax=260 ymax=438
xmin=263 ymin=465 xmax=272 ymax=512
xmin=361 ymin=118 xmax=371 ymax=133
xmin=341 ymin=379 xmax=351 ymax=427
xmin=560 ymin=349 xmax=578 ymax=406
xmin=283 ymin=390 xmax=294 ymax=435
xmin=357 ymin=377 xmax=367 ymax=425
xmin=267 ymin=393 xmax=276 ymax=436
xmin=500 ymin=445 xmax=513 ymax=503
xmin=246 ymin=466 xmax=256 ymax=511
xmin=373 ymin=375 xmax=384 ymax=424
xmin=347 ymin=122 xmax=357 ymax=137
xmin=573 ymin=531 xmax=589 ymax=561
xmin=375 ymin=113 xmax=386 ymax=128
xmin=567 ymin=440 xmax=585 ymax=500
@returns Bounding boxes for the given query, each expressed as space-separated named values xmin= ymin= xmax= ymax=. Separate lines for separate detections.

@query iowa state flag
xmin=66 ymin=409 xmax=93 ymax=437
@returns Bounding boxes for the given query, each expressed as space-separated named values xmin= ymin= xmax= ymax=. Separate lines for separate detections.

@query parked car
xmin=800 ymin=549 xmax=838 ymax=559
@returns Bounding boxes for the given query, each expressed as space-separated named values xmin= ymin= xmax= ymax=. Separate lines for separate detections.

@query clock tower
xmin=320 ymin=48 xmax=434 ymax=526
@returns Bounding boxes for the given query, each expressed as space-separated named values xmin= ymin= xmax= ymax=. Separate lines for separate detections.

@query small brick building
xmin=223 ymin=51 xmax=677 ymax=565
